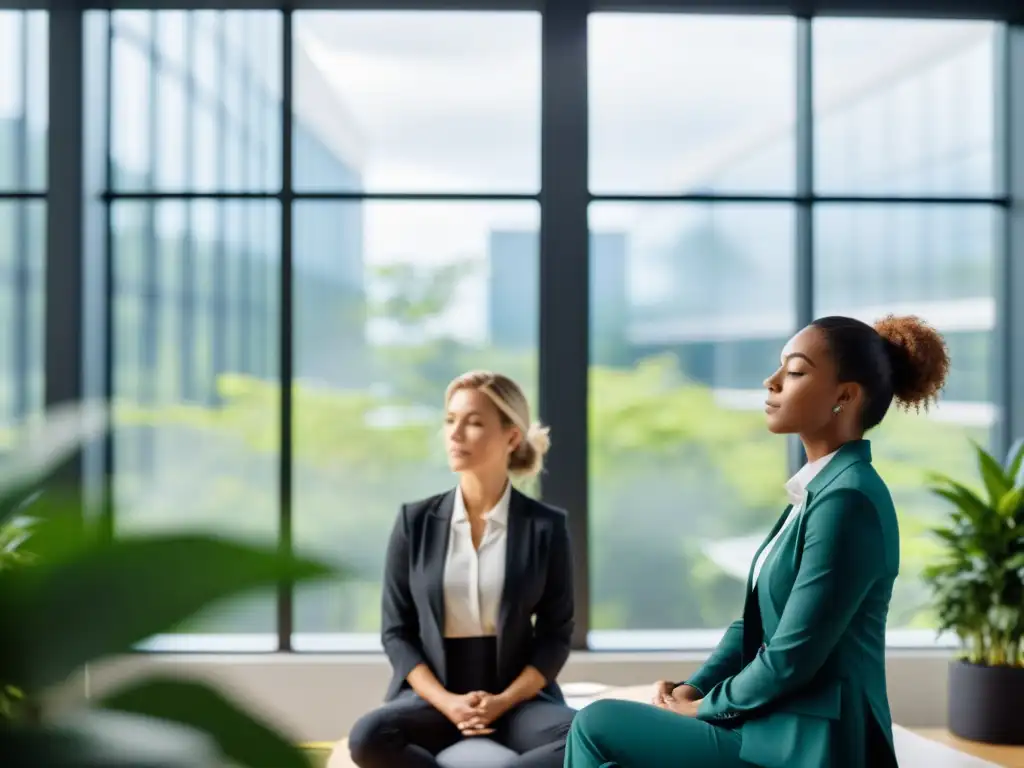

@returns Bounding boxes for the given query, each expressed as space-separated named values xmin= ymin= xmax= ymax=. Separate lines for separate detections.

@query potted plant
xmin=0 ymin=403 xmax=339 ymax=766
xmin=923 ymin=438 xmax=1024 ymax=745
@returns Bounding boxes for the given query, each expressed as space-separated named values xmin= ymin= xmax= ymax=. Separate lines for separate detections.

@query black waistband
xmin=444 ymin=636 xmax=499 ymax=694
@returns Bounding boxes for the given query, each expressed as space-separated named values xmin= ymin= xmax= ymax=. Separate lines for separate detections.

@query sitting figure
xmin=349 ymin=371 xmax=577 ymax=768
xmin=566 ymin=315 xmax=950 ymax=768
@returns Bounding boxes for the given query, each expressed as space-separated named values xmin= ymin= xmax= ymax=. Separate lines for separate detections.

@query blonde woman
xmin=349 ymin=372 xmax=576 ymax=768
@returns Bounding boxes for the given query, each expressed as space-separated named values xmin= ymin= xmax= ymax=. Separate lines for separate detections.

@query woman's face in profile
xmin=444 ymin=388 xmax=517 ymax=476
xmin=763 ymin=326 xmax=839 ymax=435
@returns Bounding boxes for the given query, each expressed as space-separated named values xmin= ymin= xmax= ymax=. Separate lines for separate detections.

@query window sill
xmin=133 ymin=628 xmax=959 ymax=654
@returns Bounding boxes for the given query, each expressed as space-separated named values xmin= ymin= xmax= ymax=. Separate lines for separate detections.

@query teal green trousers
xmin=564 ymin=699 xmax=757 ymax=768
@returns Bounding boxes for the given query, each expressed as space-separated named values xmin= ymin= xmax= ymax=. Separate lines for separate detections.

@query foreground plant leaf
xmin=1006 ymin=437 xmax=1024 ymax=487
xmin=0 ymin=401 xmax=108 ymax=526
xmin=0 ymin=709 xmax=219 ymax=768
xmin=100 ymin=676 xmax=312 ymax=768
xmin=0 ymin=535 xmax=334 ymax=691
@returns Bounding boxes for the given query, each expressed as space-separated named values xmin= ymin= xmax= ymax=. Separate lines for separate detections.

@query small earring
xmin=832 ymin=404 xmax=842 ymax=414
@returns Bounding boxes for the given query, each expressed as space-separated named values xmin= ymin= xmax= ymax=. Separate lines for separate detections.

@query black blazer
xmin=380 ymin=487 xmax=574 ymax=703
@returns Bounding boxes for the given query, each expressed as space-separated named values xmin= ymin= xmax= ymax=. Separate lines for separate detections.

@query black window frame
xmin=24 ymin=0 xmax=1024 ymax=653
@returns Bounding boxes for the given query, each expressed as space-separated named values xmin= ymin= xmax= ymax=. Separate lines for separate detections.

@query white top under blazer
xmin=751 ymin=450 xmax=838 ymax=588
xmin=442 ymin=481 xmax=512 ymax=638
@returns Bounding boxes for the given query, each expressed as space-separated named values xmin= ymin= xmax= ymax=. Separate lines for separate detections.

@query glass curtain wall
xmin=15 ymin=4 xmax=1013 ymax=652
xmin=0 ymin=12 xmax=48 ymax=434
xmin=587 ymin=16 xmax=999 ymax=648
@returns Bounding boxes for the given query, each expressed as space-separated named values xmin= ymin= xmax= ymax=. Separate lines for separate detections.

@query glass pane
xmin=0 ymin=200 xmax=46 ymax=428
xmin=292 ymin=12 xmax=540 ymax=193
xmin=114 ymin=10 xmax=150 ymax=41
xmin=110 ymin=34 xmax=153 ymax=189
xmin=814 ymin=19 xmax=996 ymax=196
xmin=588 ymin=202 xmax=795 ymax=647
xmin=292 ymin=200 xmax=539 ymax=648
xmin=111 ymin=200 xmax=280 ymax=644
xmin=193 ymin=11 xmax=220 ymax=99
xmin=814 ymin=204 xmax=997 ymax=630
xmin=154 ymin=66 xmax=187 ymax=189
xmin=111 ymin=10 xmax=282 ymax=193
xmin=156 ymin=10 xmax=187 ymax=70
xmin=589 ymin=15 xmax=796 ymax=195
xmin=0 ymin=11 xmax=48 ymax=191
xmin=192 ymin=103 xmax=218 ymax=191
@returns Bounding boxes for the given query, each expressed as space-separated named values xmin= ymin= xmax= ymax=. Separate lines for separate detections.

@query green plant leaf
xmin=0 ymin=535 xmax=336 ymax=691
xmin=0 ymin=401 xmax=108 ymax=526
xmin=930 ymin=526 xmax=961 ymax=547
xmin=100 ymin=676 xmax=312 ymax=768
xmin=1008 ymin=552 xmax=1024 ymax=582
xmin=1006 ymin=437 xmax=1024 ymax=486
xmin=0 ymin=710 xmax=220 ymax=767
xmin=973 ymin=439 xmax=1012 ymax=507
xmin=997 ymin=487 xmax=1024 ymax=519
xmin=929 ymin=483 xmax=991 ymax=526
xmin=0 ymin=514 xmax=39 ymax=572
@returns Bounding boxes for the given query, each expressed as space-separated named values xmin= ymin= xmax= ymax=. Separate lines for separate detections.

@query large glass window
xmin=107 ymin=11 xmax=282 ymax=649
xmin=588 ymin=14 xmax=798 ymax=648
xmin=292 ymin=11 xmax=539 ymax=194
xmin=814 ymin=19 xmax=995 ymax=196
xmin=78 ymin=6 xmax=1010 ymax=652
xmin=0 ymin=11 xmax=47 ymax=433
xmin=111 ymin=10 xmax=280 ymax=194
xmin=814 ymin=216 xmax=996 ymax=632
xmin=290 ymin=12 xmax=541 ymax=649
xmin=588 ymin=202 xmax=795 ymax=646
xmin=589 ymin=14 xmax=796 ymax=195
xmin=588 ymin=14 xmax=1000 ymax=648
xmin=814 ymin=19 xmax=998 ymax=637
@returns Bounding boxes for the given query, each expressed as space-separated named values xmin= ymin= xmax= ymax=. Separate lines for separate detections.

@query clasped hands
xmin=442 ymin=690 xmax=511 ymax=737
xmin=651 ymin=680 xmax=702 ymax=717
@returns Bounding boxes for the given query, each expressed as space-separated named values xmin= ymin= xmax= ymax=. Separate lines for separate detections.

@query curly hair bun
xmin=873 ymin=314 xmax=950 ymax=411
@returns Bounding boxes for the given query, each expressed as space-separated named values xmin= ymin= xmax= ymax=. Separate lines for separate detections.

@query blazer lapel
xmin=497 ymin=489 xmax=530 ymax=669
xmin=746 ymin=505 xmax=793 ymax=593
xmin=425 ymin=490 xmax=455 ymax=642
xmin=755 ymin=440 xmax=874 ymax=634
xmin=741 ymin=504 xmax=791 ymax=662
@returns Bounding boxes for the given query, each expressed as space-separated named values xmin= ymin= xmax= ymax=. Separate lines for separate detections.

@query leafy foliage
xmin=98 ymin=344 xmax=986 ymax=634
xmin=370 ymin=259 xmax=477 ymax=328
xmin=65 ymin=252 xmax=989 ymax=636
xmin=923 ymin=439 xmax=1024 ymax=667
xmin=0 ymin=405 xmax=339 ymax=767
xmin=0 ymin=514 xmax=35 ymax=723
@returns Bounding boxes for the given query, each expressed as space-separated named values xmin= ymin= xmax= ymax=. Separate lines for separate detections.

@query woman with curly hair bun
xmin=350 ymin=371 xmax=576 ymax=768
xmin=566 ymin=315 xmax=950 ymax=768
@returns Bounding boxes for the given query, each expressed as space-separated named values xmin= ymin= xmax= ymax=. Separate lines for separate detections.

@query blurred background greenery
xmin=97 ymin=343 xmax=982 ymax=639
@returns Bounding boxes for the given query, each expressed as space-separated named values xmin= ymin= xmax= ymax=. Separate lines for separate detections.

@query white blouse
xmin=751 ymin=450 xmax=838 ymax=588
xmin=442 ymin=482 xmax=511 ymax=638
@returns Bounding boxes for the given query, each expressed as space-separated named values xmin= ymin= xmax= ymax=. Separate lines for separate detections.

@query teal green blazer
xmin=688 ymin=440 xmax=900 ymax=768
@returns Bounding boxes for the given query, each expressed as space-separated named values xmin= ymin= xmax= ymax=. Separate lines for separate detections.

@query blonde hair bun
xmin=508 ymin=424 xmax=548 ymax=478
xmin=526 ymin=422 xmax=551 ymax=457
